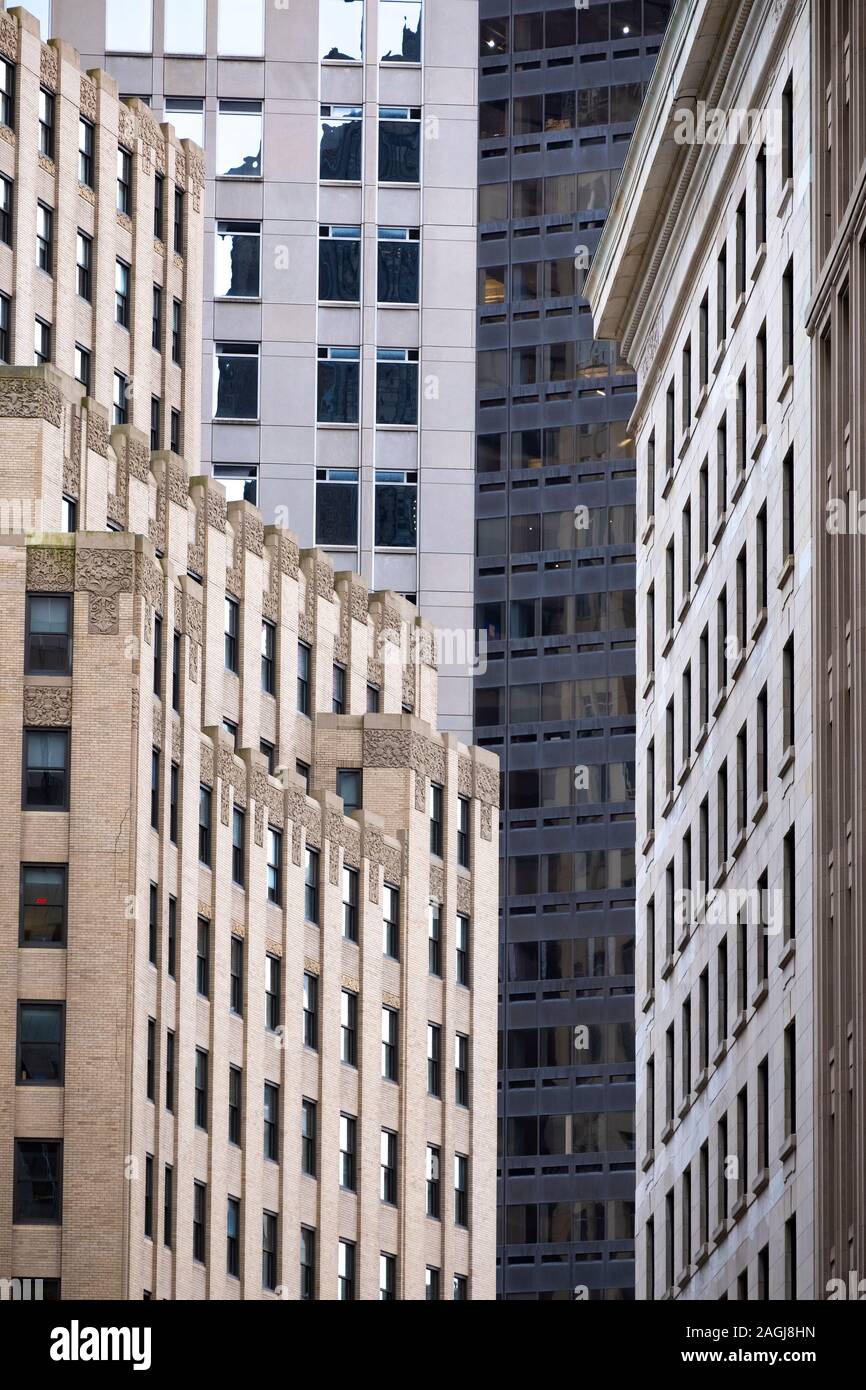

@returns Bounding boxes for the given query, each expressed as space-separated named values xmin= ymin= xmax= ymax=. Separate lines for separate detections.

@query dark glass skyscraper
xmin=473 ymin=0 xmax=672 ymax=1299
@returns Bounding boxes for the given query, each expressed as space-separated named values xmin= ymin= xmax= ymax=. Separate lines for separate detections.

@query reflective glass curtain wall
xmin=474 ymin=0 xmax=672 ymax=1300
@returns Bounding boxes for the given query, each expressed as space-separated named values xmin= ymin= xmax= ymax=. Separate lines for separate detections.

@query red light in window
xmin=35 ymin=897 xmax=47 ymax=905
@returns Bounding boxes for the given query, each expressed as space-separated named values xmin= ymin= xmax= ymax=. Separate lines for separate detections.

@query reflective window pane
xmin=165 ymin=99 xmax=204 ymax=147
xmin=316 ymin=473 xmax=359 ymax=546
xmin=376 ymin=355 xmax=418 ymax=426
xmin=217 ymin=104 xmax=262 ymax=178
xmin=379 ymin=0 xmax=421 ymax=62
xmin=378 ymin=233 xmax=419 ymax=303
xmin=317 ymin=354 xmax=360 ymax=424
xmin=165 ymin=0 xmax=205 ymax=53
xmin=106 ymin=0 xmax=152 ymax=51
xmin=379 ymin=116 xmax=420 ymax=183
xmin=319 ymin=230 xmax=361 ymax=302
xmin=218 ymin=0 xmax=264 ymax=56
xmin=214 ymin=344 xmax=259 ymax=419
xmin=320 ymin=111 xmax=362 ymax=181
xmin=321 ymin=0 xmax=364 ymax=60
xmin=375 ymin=482 xmax=417 ymax=547
xmin=215 ymin=222 xmax=261 ymax=298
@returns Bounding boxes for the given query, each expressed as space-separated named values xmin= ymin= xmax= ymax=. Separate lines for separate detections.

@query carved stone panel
xmin=23 ymin=687 xmax=71 ymax=726
xmin=75 ymin=548 xmax=135 ymax=635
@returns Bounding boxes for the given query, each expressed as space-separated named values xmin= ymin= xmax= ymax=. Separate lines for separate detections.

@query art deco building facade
xmin=0 ymin=11 xmax=498 ymax=1301
xmin=43 ymin=0 xmax=479 ymax=739
xmin=474 ymin=0 xmax=672 ymax=1300
xmin=589 ymin=0 xmax=814 ymax=1299
xmin=809 ymin=0 xmax=866 ymax=1295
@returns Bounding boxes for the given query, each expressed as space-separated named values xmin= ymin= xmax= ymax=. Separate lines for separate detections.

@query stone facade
xmin=588 ymin=0 xmax=814 ymax=1300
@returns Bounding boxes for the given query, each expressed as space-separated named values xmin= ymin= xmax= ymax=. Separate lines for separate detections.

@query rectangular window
xmin=756 ymin=144 xmax=767 ymax=248
xmin=14 ymin=1140 xmax=63 ymax=1224
xmin=16 ymin=1002 xmax=64 ymax=1085
xmin=320 ymin=104 xmax=362 ymax=181
xmin=303 ymin=972 xmax=318 ymax=1049
xmin=782 ymin=258 xmax=794 ymax=372
xmin=38 ymin=88 xmax=54 ymax=159
xmin=304 ymin=847 xmax=319 ymax=924
xmin=216 ymin=220 xmax=262 ymax=299
xmin=454 ymin=1154 xmax=469 ymax=1228
xmin=226 ymin=1196 xmax=240 ymax=1277
xmin=755 ymin=326 xmax=766 ymax=431
xmin=163 ymin=1163 xmax=173 ymax=1248
xmin=427 ymin=1022 xmax=441 ymax=1097
xmin=173 ymin=188 xmax=184 ymax=254
xmin=20 ymin=864 xmax=66 ymax=947
xmin=165 ymin=0 xmax=205 ymax=53
xmin=228 ymin=1066 xmax=241 ymax=1146
xmin=301 ymin=1098 xmax=317 ymax=1176
xmin=230 ymin=934 xmax=244 ymax=1015
xmin=378 ymin=225 xmax=420 ymax=303
xmin=36 ymin=203 xmax=53 ymax=276
xmin=455 ymin=1033 xmax=469 ymax=1107
xmin=171 ymin=298 xmax=181 ymax=364
xmin=23 ymin=729 xmax=68 ymax=809
xmin=217 ymin=99 xmax=262 ymax=178
xmin=317 ymin=345 xmax=360 ymax=423
xmin=456 ymin=914 xmax=470 ymax=987
xmin=194 ymin=1048 xmax=208 ymax=1129
xmin=342 ymin=865 xmax=359 ymax=942
xmin=264 ymin=953 xmax=281 ymax=1032
xmin=429 ymin=782 xmax=443 ymax=856
xmin=300 ymin=1227 xmax=316 ymax=1301
xmin=457 ymin=796 xmax=470 ymax=868
xmin=735 ymin=195 xmax=746 ymax=297
xmin=380 ymin=1004 xmax=399 ymax=1082
xmin=25 ymin=594 xmax=71 ymax=675
xmin=74 ymin=231 xmax=92 ymax=301
xmin=214 ymin=342 xmax=259 ymax=419
xmin=218 ymin=0 xmax=264 ymax=56
xmin=150 ymin=748 xmax=160 ymax=829
xmin=0 ymin=291 xmax=9 ymax=363
xmin=380 ymin=1253 xmax=396 ymax=1301
xmin=148 ymin=881 xmax=158 ymax=965
xmin=198 ymin=785 xmax=212 ymax=865
xmin=337 ymin=769 xmax=361 ymax=813
xmin=229 ymin=806 xmax=245 ymax=888
xmin=150 ymin=396 xmax=161 ymax=451
xmin=338 ymin=1239 xmax=356 ymax=1301
xmin=665 ymin=379 xmax=675 ymax=476
xmin=783 ymin=636 xmax=795 ymax=751
xmin=113 ymin=371 xmax=128 ymax=426
xmin=297 ymin=641 xmax=311 ymax=714
xmin=341 ymin=990 xmax=358 ymax=1066
xmin=339 ymin=1112 xmax=357 ymax=1190
xmin=332 ymin=662 xmax=346 ymax=714
xmin=376 ymin=347 xmax=419 ymax=426
xmin=170 ymin=410 xmax=180 ymax=453
xmin=153 ymin=171 xmax=163 ymax=238
xmin=383 ymin=883 xmax=399 ymax=959
xmin=165 ymin=1028 xmax=175 ymax=1113
xmin=315 ymin=466 xmax=359 ymax=547
xmin=261 ymin=1210 xmax=278 ymax=1292
xmin=192 ymin=1181 xmax=206 ymax=1264
xmin=426 ymin=1145 xmax=440 ymax=1218
xmin=375 ymin=468 xmax=418 ymax=547
xmin=260 ymin=620 xmax=276 ymax=695
xmin=782 ymin=446 xmax=795 ymax=561
xmin=166 ymin=893 xmax=177 ymax=975
xmin=428 ymin=902 xmax=441 ymax=976
xmin=224 ymin=596 xmax=239 ymax=672
xmin=115 ymin=259 xmax=130 ymax=327
xmin=380 ymin=1129 xmax=398 ymax=1205
xmin=783 ymin=828 xmax=796 ymax=942
xmin=319 ymin=223 xmax=361 ymax=302
xmin=116 ymin=146 xmax=131 ymax=215
xmin=263 ymin=1081 xmax=279 ymax=1161
xmin=196 ymin=917 xmax=210 ymax=997
xmin=0 ymin=57 xmax=13 ymax=130
xmin=266 ymin=827 xmax=282 ymax=905
xmin=150 ymin=284 xmax=162 ymax=351
xmin=379 ymin=105 xmax=421 ymax=183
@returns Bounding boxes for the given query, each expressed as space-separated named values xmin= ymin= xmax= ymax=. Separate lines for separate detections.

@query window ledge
xmin=660 ymin=1120 xmax=675 ymax=1145
xmin=778 ymin=744 xmax=795 ymax=779
xmin=711 ymin=1219 xmax=730 ymax=1246
xmin=712 ymin=685 xmax=728 ymax=718
xmin=676 ymin=1265 xmax=691 ymax=1291
xmin=660 ymin=953 xmax=675 ymax=981
xmin=694 ymin=1067 xmax=709 ymax=1096
xmin=731 ymin=293 xmax=746 ymax=328
xmin=730 ymin=648 xmax=746 ymax=683
xmin=641 ymin=515 xmax=655 ymax=547
xmin=778 ymin=364 xmax=794 ymax=402
xmin=676 ymin=923 xmax=691 ymax=953
xmin=779 ymin=1133 xmax=797 ymax=1162
xmin=751 ymin=242 xmax=767 ymax=282
xmin=214 ymin=417 xmax=261 ymax=426
xmin=677 ymin=426 xmax=692 ymax=461
xmin=751 ymin=978 xmax=768 ymax=1009
xmin=776 ymin=552 xmax=795 ymax=589
xmin=661 ymin=627 xmax=674 ymax=657
xmin=642 ymin=829 xmax=655 ymax=857
xmin=677 ymin=758 xmax=691 ymax=788
xmin=731 ymin=1009 xmax=748 ymax=1039
xmin=731 ymin=827 xmax=747 ymax=861
xmin=694 ymin=721 xmax=709 ymax=753
xmin=778 ymin=937 xmax=796 ymax=969
xmin=713 ymin=860 xmax=729 ymax=890
xmin=694 ymin=383 xmax=709 ymax=419
xmin=752 ymin=1166 xmax=770 ymax=1196
xmin=641 ymin=988 xmax=655 ymax=1015
xmin=751 ymin=606 xmax=768 ymax=641
xmin=662 ymin=790 xmax=675 ymax=819
xmin=694 ymin=552 xmax=709 ymax=586
xmin=642 ymin=672 xmax=656 ymax=701
xmin=711 ymin=510 xmax=727 ymax=546
xmin=712 ymin=1039 xmax=727 ymax=1068
xmin=731 ymin=1193 xmax=749 ymax=1222
xmin=641 ymin=1146 xmax=655 ymax=1173
xmin=712 ymin=340 xmax=727 ymax=376
xmin=751 ymin=425 xmax=768 ymax=461
xmin=694 ymin=1242 xmax=710 ymax=1269
xmin=661 ymin=467 xmax=674 ymax=500
xmin=677 ymin=1093 xmax=691 ymax=1121
xmin=777 ymin=177 xmax=793 ymax=219
xmin=676 ymin=592 xmax=691 ymax=624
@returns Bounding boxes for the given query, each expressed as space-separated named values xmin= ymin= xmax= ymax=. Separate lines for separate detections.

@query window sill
xmin=751 ymin=242 xmax=767 ymax=282
xmin=662 ymin=790 xmax=675 ymax=819
xmin=641 ymin=515 xmax=655 ymax=547
xmin=677 ymin=758 xmax=690 ymax=788
xmin=642 ymin=672 xmax=655 ymax=701
xmin=676 ymin=1265 xmax=691 ymax=1291
xmin=676 ymin=592 xmax=691 ymax=624
xmin=778 ymin=744 xmax=795 ymax=779
xmin=694 ymin=1242 xmax=710 ymax=1269
xmin=711 ymin=510 xmax=727 ymax=546
xmin=751 ymin=791 xmax=768 ymax=825
xmin=661 ymin=627 xmax=674 ymax=658
xmin=694 ymin=1066 xmax=709 ymax=1096
xmin=751 ymin=978 xmax=768 ymax=1009
xmin=711 ymin=1219 xmax=730 ymax=1246
xmin=694 ymin=383 xmax=709 ymax=419
xmin=694 ymin=552 xmax=709 ymax=586
xmin=730 ymin=293 xmax=746 ymax=328
xmin=677 ymin=1093 xmax=691 ymax=1121
xmin=677 ymin=426 xmax=692 ymax=461
xmin=660 ymin=1120 xmax=675 ymax=1145
xmin=661 ymin=467 xmax=674 ymax=500
xmin=712 ymin=686 xmax=728 ymax=719
xmin=214 ymin=417 xmax=261 ymax=426
xmin=751 ymin=425 xmax=768 ymax=461
xmin=711 ymin=1039 xmax=727 ymax=1068
xmin=776 ymin=177 xmax=793 ymax=220
xmin=779 ymin=1133 xmax=797 ymax=1162
xmin=641 ymin=829 xmax=655 ymax=856
xmin=712 ymin=339 xmax=727 ymax=376
xmin=731 ymin=1008 xmax=748 ymax=1039
xmin=778 ymin=938 xmax=796 ymax=969
xmin=752 ymin=1166 xmax=770 ymax=1196
xmin=731 ymin=827 xmax=747 ymax=861
xmin=641 ymin=1146 xmax=655 ymax=1173
xmin=215 ymin=175 xmax=263 ymax=183
xmin=777 ymin=364 xmax=794 ymax=402
xmin=731 ymin=1193 xmax=749 ymax=1222
xmin=694 ymin=721 xmax=709 ymax=753
xmin=641 ymin=988 xmax=655 ymax=1015
xmin=217 ymin=295 xmax=263 ymax=305
xmin=776 ymin=552 xmax=795 ymax=589
xmin=751 ymin=606 xmax=768 ymax=641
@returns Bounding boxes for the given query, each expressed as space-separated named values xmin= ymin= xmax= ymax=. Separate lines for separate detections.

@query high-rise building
xmin=589 ymin=0 xmax=814 ymax=1299
xmin=474 ymin=0 xmax=673 ymax=1299
xmin=40 ymin=0 xmax=479 ymax=739
xmin=0 ymin=9 xmax=498 ymax=1300
xmin=809 ymin=0 xmax=866 ymax=1297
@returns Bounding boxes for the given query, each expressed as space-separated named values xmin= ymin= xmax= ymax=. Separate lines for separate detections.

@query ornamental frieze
xmin=75 ymin=547 xmax=135 ymax=635
xmin=23 ymin=686 xmax=71 ymax=726
xmin=0 ymin=375 xmax=63 ymax=426
xmin=27 ymin=546 xmax=75 ymax=591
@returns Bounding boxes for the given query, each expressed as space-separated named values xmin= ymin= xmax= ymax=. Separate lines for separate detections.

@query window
xmin=263 ymin=1082 xmax=279 ymax=1161
xmin=173 ymin=188 xmax=184 ymax=253
xmin=165 ymin=0 xmax=205 ymax=53
xmin=380 ymin=1130 xmax=397 ymax=1205
xmin=34 ymin=318 xmax=51 ymax=366
xmin=782 ymin=73 xmax=793 ymax=181
xmin=25 ymin=594 xmax=71 ymax=675
xmin=315 ymin=466 xmax=359 ymax=546
xmin=164 ymin=1164 xmax=173 ymax=1248
xmin=300 ymin=1227 xmax=316 ymax=1301
xmin=783 ymin=636 xmax=795 ymax=751
xmin=735 ymin=194 xmax=746 ymax=298
xmin=217 ymin=100 xmax=262 ymax=178
xmin=297 ymin=642 xmax=311 ymax=714
xmin=782 ymin=258 xmax=794 ymax=373
xmin=148 ymin=882 xmax=158 ymax=965
xmin=427 ymin=1022 xmax=441 ymax=1096
xmin=783 ymin=828 xmax=796 ymax=942
xmin=304 ymin=848 xmax=319 ymax=924
xmin=457 ymin=796 xmax=470 ymax=868
xmin=380 ymin=0 xmax=421 ymax=61
xmin=341 ymin=990 xmax=358 ymax=1066
xmin=74 ymin=231 xmax=92 ymax=301
xmin=35 ymin=203 xmax=53 ymax=278
xmin=339 ymin=1113 xmax=357 ymax=1189
xmin=171 ymin=299 xmax=182 ymax=364
xmin=320 ymin=104 xmax=362 ymax=181
xmin=0 ymin=57 xmax=15 ymax=129
xmin=260 ymin=739 xmax=275 ymax=775
xmin=303 ymin=972 xmax=318 ymax=1049
xmin=265 ymin=827 xmax=282 ymax=906
xmin=17 ymin=1002 xmax=64 ymax=1084
xmin=342 ymin=865 xmax=359 ymax=942
xmin=218 ymin=0 xmax=264 ymax=55
xmin=113 ymin=372 xmax=128 ymax=425
xmin=166 ymin=895 xmax=176 ymax=977
xmin=150 ymin=396 xmax=161 ymax=451
xmin=116 ymin=147 xmax=131 ymax=215
xmin=426 ymin=1145 xmax=440 ymax=1218
xmin=782 ymin=446 xmax=795 ymax=561
xmin=195 ymin=919 xmax=210 ymax=1001
xmin=20 ymin=864 xmax=66 ymax=947
xmin=338 ymin=1240 xmax=356 ymax=1301
xmin=150 ymin=284 xmax=162 ymax=351
xmin=260 ymin=1210 xmax=278 ymax=1292
xmin=198 ymin=786 xmax=212 ymax=865
xmin=383 ymin=883 xmax=399 ymax=958
xmin=382 ymin=1006 xmax=398 ymax=1081
xmin=226 ymin=1197 xmax=240 ymax=1277
xmin=38 ymin=88 xmax=54 ymax=159
xmin=755 ymin=144 xmax=767 ymax=249
xmin=171 ymin=410 xmax=180 ymax=453
xmin=23 ymin=729 xmax=68 ymax=809
xmin=375 ymin=469 xmax=417 ymax=547
xmin=429 ymin=782 xmax=443 ymax=855
xmin=194 ymin=1048 xmax=208 ymax=1129
xmin=378 ymin=226 xmax=420 ymax=303
xmin=224 ymin=596 xmax=239 ymax=672
xmin=379 ymin=105 xmax=421 ymax=183
xmin=376 ymin=347 xmax=419 ymax=425
xmin=337 ymin=769 xmax=361 ymax=815
xmin=332 ymin=662 xmax=346 ymax=713
xmin=301 ymin=1098 xmax=317 ymax=1176
xmin=214 ymin=342 xmax=259 ymax=419
xmin=455 ymin=1033 xmax=470 ymax=1107
xmin=428 ymin=902 xmax=441 ymax=976
xmin=14 ymin=1140 xmax=63 ymax=1224
xmin=153 ymin=172 xmax=163 ymax=238
xmin=227 ymin=1061 xmax=241 ymax=1139
xmin=319 ymin=223 xmax=361 ymax=302
xmin=426 ymin=1267 xmax=441 ymax=1301
xmin=317 ymin=346 xmax=360 ymax=422
xmin=0 ymin=292 xmax=9 ymax=363
xmin=73 ymin=345 xmax=90 ymax=394
xmin=456 ymin=914 xmax=470 ymax=987
xmin=192 ymin=1181 xmax=206 ymax=1263
xmin=260 ymin=954 xmax=281 ymax=1035
xmin=454 ymin=1154 xmax=468 ymax=1227
xmin=380 ymin=1253 xmax=396 ymax=1301
xmin=166 ymin=97 xmax=204 ymax=147
xmin=228 ymin=936 xmax=244 ymax=1020
xmin=107 ymin=0 xmax=152 ymax=51
xmin=215 ymin=220 xmax=261 ymax=301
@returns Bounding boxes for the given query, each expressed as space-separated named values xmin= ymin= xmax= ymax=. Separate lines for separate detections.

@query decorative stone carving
xmin=87 ymin=410 xmax=110 ymax=458
xmin=148 ymin=481 xmax=166 ymax=554
xmin=334 ymin=637 xmax=348 ymax=665
xmin=167 ymin=460 xmax=189 ymax=507
xmin=456 ymin=876 xmax=471 ymax=915
xmin=171 ymin=721 xmax=181 ymax=763
xmin=118 ymin=104 xmax=136 ymax=145
xmin=328 ymin=840 xmax=340 ymax=885
xmin=298 ymin=614 xmax=313 ymax=644
xmin=198 ymin=900 xmax=213 ymax=922
xmin=23 ymin=686 xmax=71 ymax=726
xmin=127 ymin=439 xmax=150 ymax=483
xmin=175 ymin=152 xmax=186 ymax=189
xmin=292 ymin=823 xmax=302 ymax=866
xmin=458 ymin=756 xmax=473 ymax=797
xmin=304 ymin=957 xmax=320 ymax=976
xmin=38 ymin=153 xmax=54 ymax=175
xmin=200 ymin=743 xmax=214 ymax=787
xmin=0 ymin=375 xmax=62 ymax=426
xmin=481 ymin=804 xmax=493 ymax=841
xmin=414 ymin=770 xmax=426 ymax=812
xmin=316 ymin=560 xmax=335 ymax=601
xmin=402 ymin=666 xmax=415 ymax=710
xmin=383 ymin=991 xmax=400 ymax=1010
xmin=39 ymin=44 xmax=58 ymax=90
xmin=266 ymin=939 xmax=282 ymax=959
xmin=187 ymin=148 xmax=205 ymax=212
xmin=79 ymin=185 xmax=96 ymax=207
xmin=280 ymin=535 xmax=299 ymax=578
xmin=0 ymin=124 xmax=14 ymax=148
xmin=152 ymin=714 xmax=162 ymax=751
xmin=383 ymin=845 xmax=402 ymax=886
xmin=131 ymin=689 xmax=139 ymax=725
xmin=640 ymin=320 xmax=662 ymax=385
xmin=207 ymin=488 xmax=227 ymax=533
xmin=349 ymin=582 xmax=369 ymax=622
xmin=474 ymin=763 xmax=500 ymax=806
xmin=341 ymin=975 xmax=360 ymax=994
xmin=27 ymin=547 xmax=75 ymax=591
xmin=79 ymin=77 xmax=97 ymax=122
xmin=244 ymin=511 xmax=264 ymax=556
xmin=75 ymin=548 xmax=135 ymax=635
xmin=116 ymin=211 xmax=133 ymax=234
xmin=0 ymin=12 xmax=16 ymax=62
xmin=429 ymin=865 xmax=444 ymax=903
xmin=367 ymin=658 xmax=384 ymax=688
xmin=135 ymin=553 xmax=164 ymax=621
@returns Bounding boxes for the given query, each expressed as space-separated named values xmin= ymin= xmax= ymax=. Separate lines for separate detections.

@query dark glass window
xmin=383 ymin=884 xmax=399 ymax=959
xmin=214 ymin=342 xmax=259 ymax=419
xmin=376 ymin=349 xmax=418 ymax=425
xmin=457 ymin=795 xmax=470 ymax=867
xmin=23 ymin=729 xmax=68 ymax=809
xmin=215 ymin=221 xmax=261 ymax=298
xmin=165 ymin=1030 xmax=175 ymax=1112
xmin=196 ymin=918 xmax=210 ymax=996
xmin=0 ymin=57 xmax=13 ymax=130
xmin=297 ymin=641 xmax=311 ymax=714
xmin=320 ymin=105 xmax=362 ymax=181
xmin=427 ymin=1022 xmax=441 ymax=1096
xmin=17 ymin=1002 xmax=64 ymax=1084
xmin=378 ymin=107 xmax=421 ymax=183
xmin=426 ymin=1145 xmax=440 ymax=1218
xmin=429 ymin=781 xmax=443 ymax=855
xmin=377 ymin=227 xmax=420 ymax=302
xmin=116 ymin=146 xmax=131 ymax=215
xmin=261 ymin=619 xmax=275 ymax=694
xmin=76 ymin=231 xmax=91 ymax=300
xmin=265 ymin=954 xmax=281 ymax=1031
xmin=332 ymin=663 xmax=346 ymax=714
xmin=342 ymin=864 xmax=359 ymax=941
xmin=194 ymin=1047 xmax=208 ymax=1129
xmin=301 ymin=1098 xmax=317 ymax=1175
xmin=25 ymin=594 xmax=71 ymax=674
xmin=339 ymin=1112 xmax=357 ymax=1187
xmin=226 ymin=1196 xmax=240 ymax=1277
xmin=304 ymin=848 xmax=319 ymax=923
xmin=192 ymin=1181 xmax=206 ymax=1262
xmin=375 ymin=471 xmax=417 ymax=547
xmin=317 ymin=347 xmax=360 ymax=423
xmin=267 ymin=827 xmax=282 ymax=905
xmin=36 ymin=203 xmax=52 ymax=273
xmin=172 ymin=298 xmax=181 ymax=363
xmin=300 ymin=1227 xmax=316 ymax=1300
xmin=198 ymin=785 xmax=212 ymax=865
xmin=340 ymin=989 xmax=357 ymax=1065
xmin=303 ymin=971 xmax=318 ymax=1048
xmin=337 ymin=769 xmax=362 ymax=813
xmin=230 ymin=934 xmax=244 ymax=1014
xmin=339 ymin=1240 xmax=355 ymax=1300
xmin=115 ymin=258 xmax=130 ymax=327
xmin=173 ymin=189 xmax=184 ymax=254
xmin=153 ymin=171 xmax=163 ymax=238
xmin=382 ymin=1006 xmax=398 ymax=1081
xmin=152 ymin=284 xmax=162 ymax=350
xmin=14 ymin=1140 xmax=62 ymax=1224
xmin=231 ymin=809 xmax=245 ymax=888
xmin=380 ymin=1130 xmax=398 ymax=1205
xmin=428 ymin=902 xmax=441 ymax=975
xmin=262 ymin=1210 xmax=277 ymax=1291
xmin=20 ymin=864 xmax=67 ymax=946
xmin=318 ymin=225 xmax=361 ymax=301
xmin=38 ymin=88 xmax=54 ymax=158
xmin=315 ymin=468 xmax=359 ymax=545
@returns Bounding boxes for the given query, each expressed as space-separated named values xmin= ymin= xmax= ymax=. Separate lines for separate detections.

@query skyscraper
xmin=44 ymin=0 xmax=479 ymax=739
xmin=474 ymin=0 xmax=673 ymax=1299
